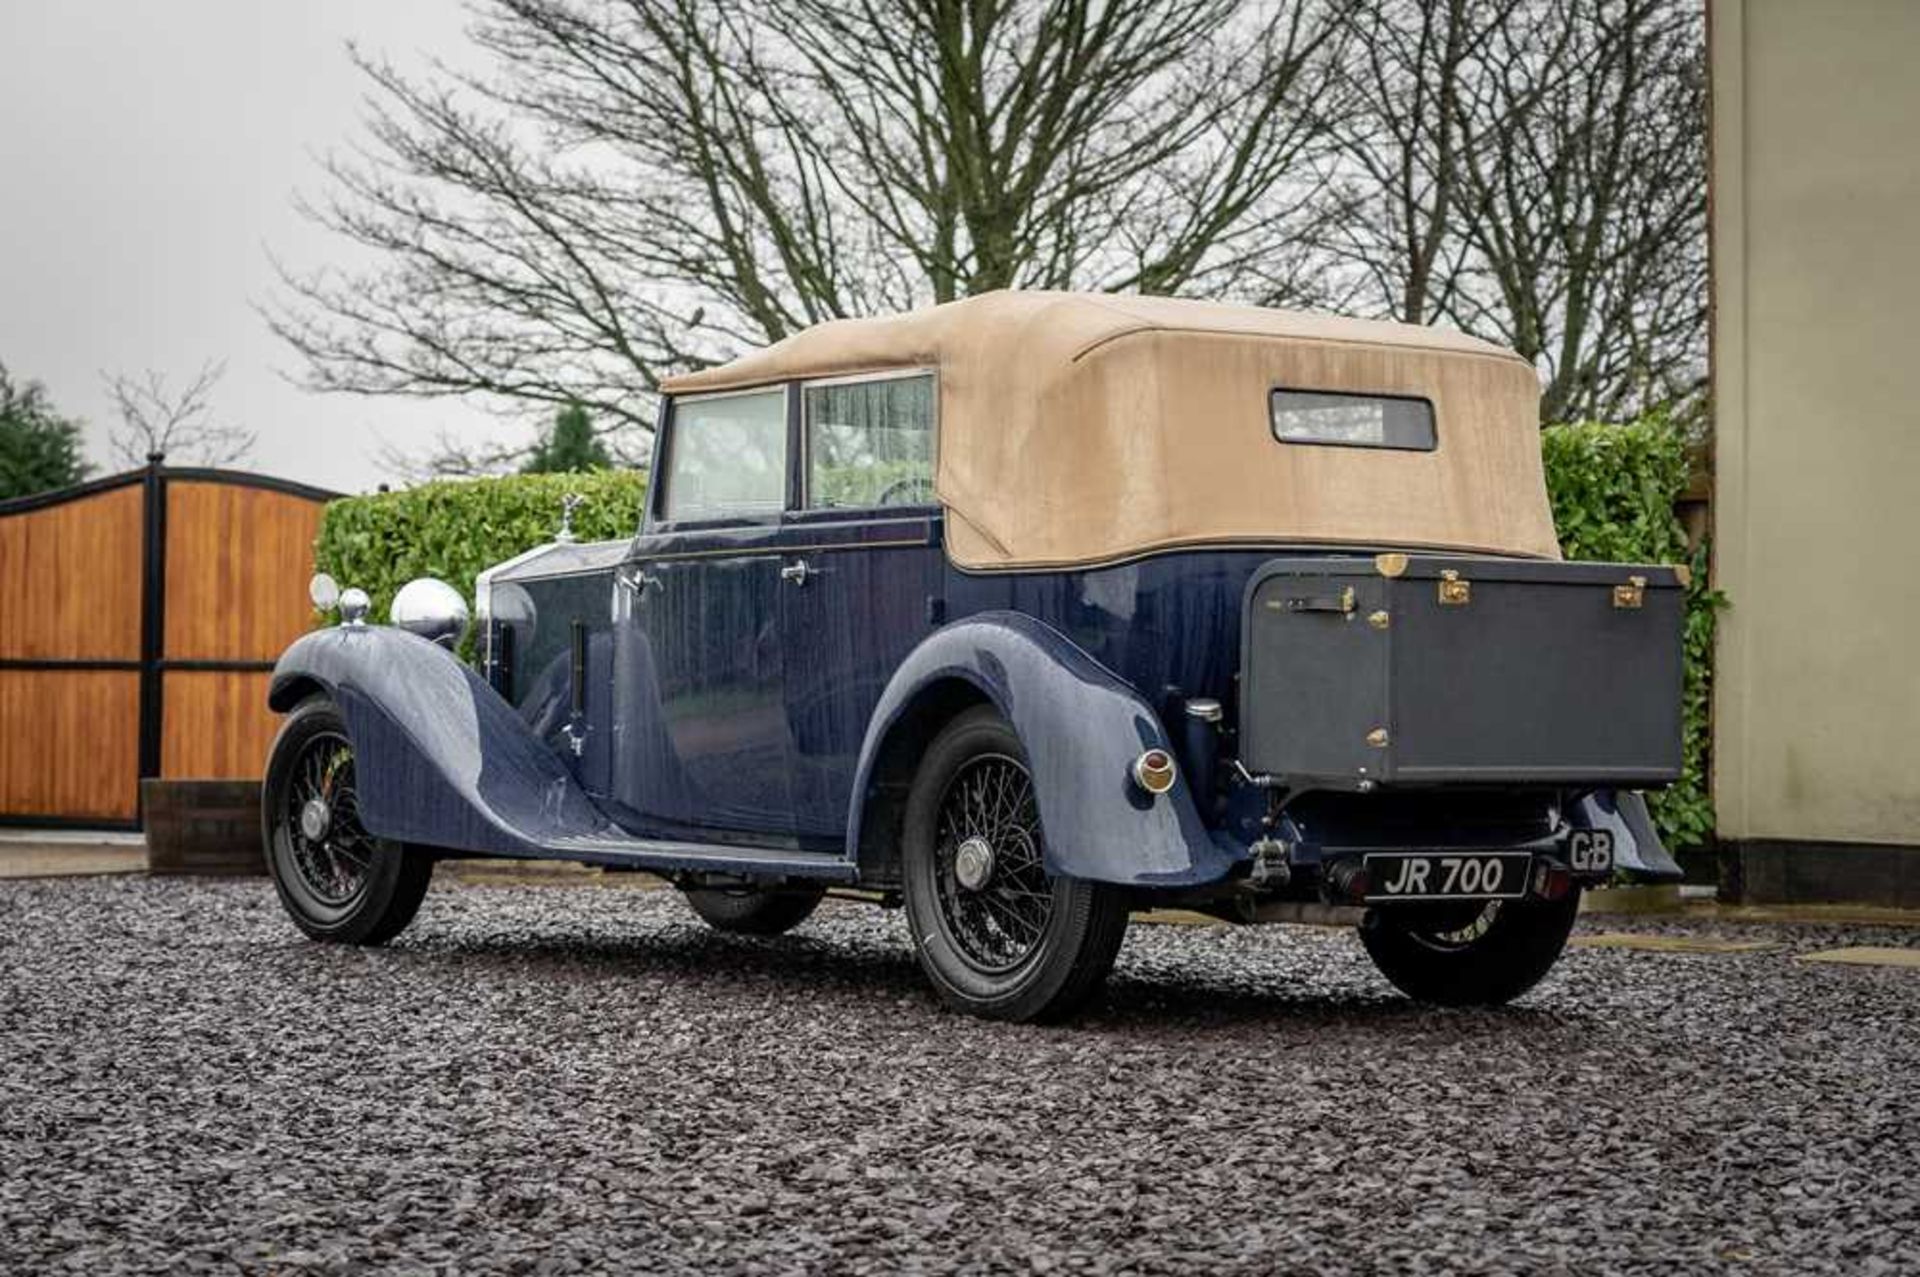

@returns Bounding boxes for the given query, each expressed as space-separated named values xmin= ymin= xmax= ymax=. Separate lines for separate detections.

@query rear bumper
xmin=1199 ymin=786 xmax=1681 ymax=903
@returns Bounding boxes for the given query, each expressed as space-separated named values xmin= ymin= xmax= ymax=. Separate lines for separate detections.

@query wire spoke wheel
xmin=281 ymin=729 xmax=376 ymax=908
xmin=1360 ymin=892 xmax=1581 ymax=1007
xmin=901 ymin=707 xmax=1130 ymax=1021
xmin=263 ymin=698 xmax=434 ymax=946
xmin=931 ymin=752 xmax=1055 ymax=974
xmin=1410 ymin=901 xmax=1503 ymax=951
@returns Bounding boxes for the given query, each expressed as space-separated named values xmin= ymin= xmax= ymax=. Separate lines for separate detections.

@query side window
xmin=660 ymin=388 xmax=788 ymax=522
xmin=803 ymin=373 xmax=936 ymax=509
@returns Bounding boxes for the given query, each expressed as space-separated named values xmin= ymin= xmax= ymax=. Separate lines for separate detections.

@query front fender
xmin=270 ymin=626 xmax=616 ymax=856
xmin=848 ymin=612 xmax=1236 ymax=887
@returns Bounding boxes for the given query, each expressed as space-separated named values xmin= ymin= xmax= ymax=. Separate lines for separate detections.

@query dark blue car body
xmin=271 ymin=468 xmax=1682 ymax=902
xmin=266 ymin=292 xmax=1697 ymax=1020
xmin=270 ymin=290 xmax=1692 ymax=956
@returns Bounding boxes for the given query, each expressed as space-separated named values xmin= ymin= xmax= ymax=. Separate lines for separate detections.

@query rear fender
xmin=269 ymin=626 xmax=616 ymax=856
xmin=848 ymin=612 xmax=1236 ymax=887
xmin=1570 ymin=789 xmax=1683 ymax=881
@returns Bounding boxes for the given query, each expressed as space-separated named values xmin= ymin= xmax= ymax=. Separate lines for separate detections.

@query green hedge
xmin=1542 ymin=417 xmax=1724 ymax=851
xmin=315 ymin=420 xmax=1722 ymax=851
xmin=313 ymin=470 xmax=649 ymax=639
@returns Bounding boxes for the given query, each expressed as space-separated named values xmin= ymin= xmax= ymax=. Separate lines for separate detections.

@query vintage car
xmin=263 ymin=291 xmax=1685 ymax=1022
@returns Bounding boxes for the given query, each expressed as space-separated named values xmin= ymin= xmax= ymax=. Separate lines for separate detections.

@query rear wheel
xmin=262 ymin=697 xmax=433 ymax=946
xmin=1358 ymin=892 xmax=1581 ymax=1006
xmin=902 ymin=707 xmax=1130 ymax=1022
xmin=681 ymin=885 xmax=825 ymax=935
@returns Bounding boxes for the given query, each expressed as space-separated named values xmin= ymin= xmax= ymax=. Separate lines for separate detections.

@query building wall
xmin=1712 ymin=0 xmax=1920 ymax=888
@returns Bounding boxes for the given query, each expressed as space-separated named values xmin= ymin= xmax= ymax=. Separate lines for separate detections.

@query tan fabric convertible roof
xmin=663 ymin=291 xmax=1560 ymax=569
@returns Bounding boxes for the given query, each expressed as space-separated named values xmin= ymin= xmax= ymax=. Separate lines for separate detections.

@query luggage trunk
xmin=1239 ymin=554 xmax=1686 ymax=790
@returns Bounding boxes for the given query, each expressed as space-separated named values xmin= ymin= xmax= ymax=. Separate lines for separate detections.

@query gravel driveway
xmin=2 ymin=875 xmax=1915 ymax=1275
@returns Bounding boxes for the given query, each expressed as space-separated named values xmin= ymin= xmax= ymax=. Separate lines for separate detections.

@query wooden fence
xmin=0 ymin=463 xmax=335 ymax=828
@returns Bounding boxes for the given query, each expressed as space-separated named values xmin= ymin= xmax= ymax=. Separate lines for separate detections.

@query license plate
xmin=1364 ymin=852 xmax=1532 ymax=902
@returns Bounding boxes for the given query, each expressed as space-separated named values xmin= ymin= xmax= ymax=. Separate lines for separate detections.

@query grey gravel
xmin=2 ymin=875 xmax=1916 ymax=1275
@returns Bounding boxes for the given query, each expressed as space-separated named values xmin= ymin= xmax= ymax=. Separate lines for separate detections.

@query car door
xmin=611 ymin=385 xmax=801 ymax=843
xmin=774 ymin=370 xmax=945 ymax=844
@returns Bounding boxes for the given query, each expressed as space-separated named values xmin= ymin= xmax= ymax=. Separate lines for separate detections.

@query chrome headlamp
xmin=390 ymin=577 xmax=471 ymax=648
xmin=311 ymin=572 xmax=371 ymax=628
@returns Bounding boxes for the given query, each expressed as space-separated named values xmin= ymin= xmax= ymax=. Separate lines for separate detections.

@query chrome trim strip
xmin=636 ymin=535 xmax=931 ymax=564
xmin=674 ymin=384 xmax=795 ymax=406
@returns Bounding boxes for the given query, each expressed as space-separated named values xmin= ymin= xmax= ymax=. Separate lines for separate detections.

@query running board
xmin=541 ymin=834 xmax=859 ymax=883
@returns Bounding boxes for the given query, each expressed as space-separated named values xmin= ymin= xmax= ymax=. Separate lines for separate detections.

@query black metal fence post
xmin=135 ymin=453 xmax=169 ymax=818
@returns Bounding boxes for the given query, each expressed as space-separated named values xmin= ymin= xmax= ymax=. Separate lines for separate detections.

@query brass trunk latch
xmin=1613 ymin=575 xmax=1648 ymax=610
xmin=1270 ymin=585 xmax=1356 ymax=615
xmin=1437 ymin=569 xmax=1471 ymax=606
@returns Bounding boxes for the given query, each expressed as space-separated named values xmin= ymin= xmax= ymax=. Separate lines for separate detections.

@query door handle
xmin=780 ymin=559 xmax=813 ymax=587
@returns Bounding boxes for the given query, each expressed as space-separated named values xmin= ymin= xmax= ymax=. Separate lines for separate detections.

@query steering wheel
xmin=875 ymin=474 xmax=937 ymax=507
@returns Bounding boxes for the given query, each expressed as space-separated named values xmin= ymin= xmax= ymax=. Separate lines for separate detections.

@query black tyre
xmin=902 ymin=706 xmax=1130 ymax=1023
xmin=1358 ymin=891 xmax=1582 ymax=1006
xmin=262 ymin=697 xmax=433 ymax=946
xmin=682 ymin=885 xmax=825 ymax=935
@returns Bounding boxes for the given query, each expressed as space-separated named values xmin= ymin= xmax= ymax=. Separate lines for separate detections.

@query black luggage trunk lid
xmin=1239 ymin=554 xmax=1685 ymax=790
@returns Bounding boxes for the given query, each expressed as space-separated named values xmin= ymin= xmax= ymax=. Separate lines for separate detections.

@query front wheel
xmin=1358 ymin=892 xmax=1581 ymax=1006
xmin=902 ymin=707 xmax=1130 ymax=1023
xmin=262 ymin=697 xmax=433 ymax=946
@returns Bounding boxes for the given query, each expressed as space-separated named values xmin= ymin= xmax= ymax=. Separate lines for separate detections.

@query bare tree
xmin=371 ymin=414 xmax=650 ymax=479
xmin=269 ymin=0 xmax=1354 ymax=469
xmin=1451 ymin=0 xmax=1707 ymax=424
xmin=1314 ymin=0 xmax=1497 ymax=322
xmin=1322 ymin=0 xmax=1706 ymax=424
xmin=277 ymin=0 xmax=1706 ymax=466
xmin=104 ymin=360 xmax=256 ymax=468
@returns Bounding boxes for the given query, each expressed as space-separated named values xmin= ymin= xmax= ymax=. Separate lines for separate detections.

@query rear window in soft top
xmin=1269 ymin=388 xmax=1436 ymax=452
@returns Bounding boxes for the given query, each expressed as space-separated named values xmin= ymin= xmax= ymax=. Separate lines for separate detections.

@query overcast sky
xmin=0 ymin=2 xmax=517 ymax=494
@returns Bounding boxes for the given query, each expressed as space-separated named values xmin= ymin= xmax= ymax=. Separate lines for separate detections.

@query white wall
xmin=1712 ymin=0 xmax=1920 ymax=846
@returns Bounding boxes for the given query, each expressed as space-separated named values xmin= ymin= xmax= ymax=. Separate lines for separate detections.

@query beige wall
xmin=1713 ymin=0 xmax=1920 ymax=845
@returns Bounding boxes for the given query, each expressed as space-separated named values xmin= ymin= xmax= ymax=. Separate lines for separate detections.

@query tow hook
xmin=1248 ymin=838 xmax=1293 ymax=890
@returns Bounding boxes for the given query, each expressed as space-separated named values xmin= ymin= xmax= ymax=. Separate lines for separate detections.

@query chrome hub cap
xmin=932 ymin=753 xmax=1054 ymax=974
xmin=280 ymin=731 xmax=376 ymax=907
xmin=953 ymin=836 xmax=996 ymax=892
xmin=299 ymin=797 xmax=332 ymax=842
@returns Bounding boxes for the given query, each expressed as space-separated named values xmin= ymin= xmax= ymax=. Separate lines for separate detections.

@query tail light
xmin=1131 ymin=748 xmax=1177 ymax=796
